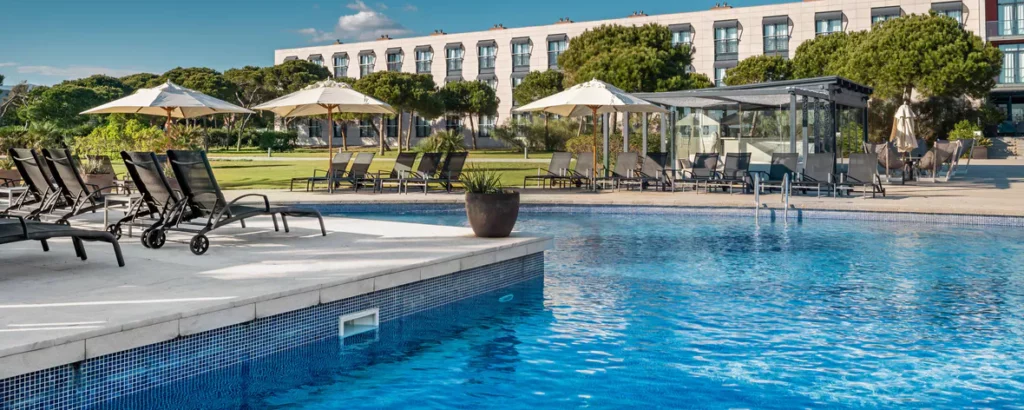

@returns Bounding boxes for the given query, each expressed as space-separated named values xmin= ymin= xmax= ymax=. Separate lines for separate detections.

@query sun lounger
xmin=620 ymin=153 xmax=669 ymax=192
xmin=402 ymin=152 xmax=442 ymax=195
xmin=2 ymin=148 xmax=59 ymax=217
xmin=290 ymin=152 xmax=352 ymax=191
xmin=110 ymin=151 xmax=183 ymax=241
xmin=333 ymin=152 xmax=375 ymax=192
xmin=918 ymin=140 xmax=956 ymax=182
xmin=795 ymin=152 xmax=836 ymax=197
xmin=667 ymin=153 xmax=719 ymax=192
xmin=838 ymin=153 xmax=885 ymax=198
xmin=373 ymin=152 xmax=418 ymax=193
xmin=866 ymin=142 xmax=905 ymax=183
xmin=437 ymin=152 xmax=468 ymax=193
xmin=145 ymin=150 xmax=326 ymax=255
xmin=560 ymin=152 xmax=595 ymax=189
xmin=1 ymin=215 xmax=124 ymax=267
xmin=523 ymin=152 xmax=573 ymax=189
xmin=706 ymin=152 xmax=752 ymax=194
xmin=595 ymin=152 xmax=638 ymax=190
xmin=754 ymin=153 xmax=798 ymax=193
xmin=41 ymin=148 xmax=120 ymax=224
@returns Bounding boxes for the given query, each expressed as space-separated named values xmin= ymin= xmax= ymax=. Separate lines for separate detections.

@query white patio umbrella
xmin=890 ymin=103 xmax=919 ymax=153
xmin=254 ymin=79 xmax=395 ymax=171
xmin=514 ymin=79 xmax=667 ymax=178
xmin=81 ymin=81 xmax=254 ymax=129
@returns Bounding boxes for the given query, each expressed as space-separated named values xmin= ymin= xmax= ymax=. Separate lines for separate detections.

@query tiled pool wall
xmin=311 ymin=203 xmax=1024 ymax=227
xmin=0 ymin=253 xmax=544 ymax=410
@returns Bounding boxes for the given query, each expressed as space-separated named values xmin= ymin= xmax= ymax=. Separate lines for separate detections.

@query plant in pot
xmin=948 ymin=119 xmax=992 ymax=159
xmin=80 ymin=156 xmax=116 ymax=194
xmin=461 ymin=168 xmax=520 ymax=238
xmin=0 ymin=157 xmax=19 ymax=186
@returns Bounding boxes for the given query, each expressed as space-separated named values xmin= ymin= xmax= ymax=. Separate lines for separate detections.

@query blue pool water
xmin=110 ymin=210 xmax=1024 ymax=409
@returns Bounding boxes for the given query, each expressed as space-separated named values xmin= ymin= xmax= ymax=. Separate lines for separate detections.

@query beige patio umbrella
xmin=82 ymin=81 xmax=254 ymax=130
xmin=514 ymin=79 xmax=667 ymax=178
xmin=890 ymin=103 xmax=919 ymax=153
xmin=254 ymin=79 xmax=395 ymax=172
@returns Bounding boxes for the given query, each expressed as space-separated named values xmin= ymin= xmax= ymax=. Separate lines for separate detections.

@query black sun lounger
xmin=595 ymin=152 xmax=638 ymax=190
xmin=146 ymin=150 xmax=326 ymax=255
xmin=1 ymin=215 xmax=125 ymax=267
xmin=333 ymin=152 xmax=375 ymax=192
xmin=42 ymin=148 xmax=119 ymax=224
xmin=402 ymin=152 xmax=443 ymax=195
xmin=3 ymin=148 xmax=60 ymax=218
xmin=290 ymin=152 xmax=353 ymax=191
xmin=706 ymin=152 xmax=752 ymax=194
xmin=110 ymin=151 xmax=183 ymax=240
xmin=437 ymin=152 xmax=468 ymax=193
xmin=668 ymin=153 xmax=719 ymax=192
xmin=373 ymin=152 xmax=418 ymax=193
xmin=523 ymin=152 xmax=573 ymax=189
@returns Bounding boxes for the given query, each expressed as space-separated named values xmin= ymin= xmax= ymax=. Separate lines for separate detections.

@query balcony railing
xmin=416 ymin=61 xmax=431 ymax=73
xmin=387 ymin=62 xmax=402 ymax=72
xmin=513 ymin=54 xmax=530 ymax=68
xmin=479 ymin=56 xmax=496 ymax=70
xmin=988 ymin=21 xmax=1024 ymax=38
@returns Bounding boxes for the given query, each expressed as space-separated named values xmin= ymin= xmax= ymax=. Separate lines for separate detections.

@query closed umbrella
xmin=890 ymin=103 xmax=918 ymax=154
xmin=254 ymin=80 xmax=396 ymax=190
xmin=82 ymin=81 xmax=254 ymax=130
xmin=514 ymin=79 xmax=667 ymax=179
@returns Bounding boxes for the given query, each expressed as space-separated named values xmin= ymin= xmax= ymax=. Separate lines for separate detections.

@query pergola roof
xmin=634 ymin=76 xmax=872 ymax=109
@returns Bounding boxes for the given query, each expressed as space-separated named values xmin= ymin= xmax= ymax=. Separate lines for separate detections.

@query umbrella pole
xmin=591 ymin=107 xmax=598 ymax=191
xmin=327 ymin=105 xmax=335 ymax=193
xmin=164 ymin=108 xmax=174 ymax=151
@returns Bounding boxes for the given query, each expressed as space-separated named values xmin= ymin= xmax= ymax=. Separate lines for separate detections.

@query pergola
xmin=634 ymin=76 xmax=873 ymax=170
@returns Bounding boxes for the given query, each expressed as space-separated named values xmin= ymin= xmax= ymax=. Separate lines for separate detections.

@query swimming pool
xmin=108 ymin=209 xmax=1024 ymax=409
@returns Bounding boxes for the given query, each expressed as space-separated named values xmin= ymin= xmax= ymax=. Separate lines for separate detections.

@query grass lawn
xmin=112 ymin=158 xmax=550 ymax=190
xmin=207 ymin=147 xmax=551 ymax=160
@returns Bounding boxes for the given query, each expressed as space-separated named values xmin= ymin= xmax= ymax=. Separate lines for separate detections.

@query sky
xmin=0 ymin=0 xmax=785 ymax=86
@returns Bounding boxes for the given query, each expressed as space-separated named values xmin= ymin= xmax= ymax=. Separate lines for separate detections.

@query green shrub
xmin=256 ymin=130 xmax=298 ymax=151
xmin=461 ymin=167 xmax=506 ymax=194
xmin=416 ymin=130 xmax=465 ymax=154
xmin=838 ymin=121 xmax=865 ymax=158
xmin=491 ymin=117 xmax=578 ymax=151
xmin=74 ymin=116 xmax=168 ymax=156
xmin=206 ymin=128 xmax=235 ymax=148
xmin=0 ymin=125 xmax=32 ymax=152
xmin=948 ymin=119 xmax=992 ymax=150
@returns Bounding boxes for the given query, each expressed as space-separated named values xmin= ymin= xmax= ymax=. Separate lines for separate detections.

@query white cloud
xmin=298 ymin=1 xmax=411 ymax=43
xmin=16 ymin=65 xmax=140 ymax=80
xmin=0 ymin=62 xmax=17 ymax=67
xmin=402 ymin=4 xmax=417 ymax=11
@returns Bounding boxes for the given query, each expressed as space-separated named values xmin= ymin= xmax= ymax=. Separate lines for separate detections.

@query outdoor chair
xmin=620 ymin=153 xmax=669 ymax=192
xmin=41 ymin=148 xmax=119 ymax=224
xmin=290 ymin=152 xmax=352 ymax=191
xmin=332 ymin=152 xmax=375 ymax=192
xmin=837 ymin=153 xmax=885 ymax=198
xmin=371 ymin=152 xmax=417 ymax=193
xmin=866 ymin=142 xmax=905 ymax=183
xmin=562 ymin=152 xmax=595 ymax=190
xmin=754 ymin=153 xmax=798 ymax=193
xmin=957 ymin=138 xmax=975 ymax=176
xmin=594 ymin=152 xmax=638 ymax=190
xmin=667 ymin=153 xmax=719 ymax=193
xmin=111 ymin=151 xmax=183 ymax=240
xmin=2 ymin=148 xmax=60 ymax=218
xmin=706 ymin=152 xmax=752 ymax=194
xmin=795 ymin=152 xmax=836 ymax=197
xmin=1 ymin=215 xmax=125 ymax=267
xmin=523 ymin=152 xmax=572 ymax=189
xmin=401 ymin=152 xmax=443 ymax=195
xmin=436 ymin=152 xmax=469 ymax=193
xmin=143 ymin=150 xmax=326 ymax=255
xmin=917 ymin=140 xmax=956 ymax=182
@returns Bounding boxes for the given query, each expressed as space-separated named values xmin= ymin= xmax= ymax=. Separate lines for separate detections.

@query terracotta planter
xmin=83 ymin=173 xmax=116 ymax=194
xmin=972 ymin=147 xmax=988 ymax=159
xmin=465 ymin=192 xmax=520 ymax=238
xmin=0 ymin=169 xmax=20 ymax=183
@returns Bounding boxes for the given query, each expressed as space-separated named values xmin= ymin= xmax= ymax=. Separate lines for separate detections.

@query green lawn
xmin=113 ymin=159 xmax=548 ymax=190
xmin=207 ymin=148 xmax=552 ymax=160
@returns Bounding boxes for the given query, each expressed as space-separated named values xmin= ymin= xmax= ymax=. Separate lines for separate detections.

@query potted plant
xmin=461 ymin=168 xmax=520 ymax=238
xmin=0 ymin=157 xmax=19 ymax=184
xmin=80 ymin=156 xmax=116 ymax=194
xmin=948 ymin=119 xmax=992 ymax=159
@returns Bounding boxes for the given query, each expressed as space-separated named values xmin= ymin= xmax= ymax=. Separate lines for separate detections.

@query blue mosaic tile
xmin=0 ymin=253 xmax=544 ymax=410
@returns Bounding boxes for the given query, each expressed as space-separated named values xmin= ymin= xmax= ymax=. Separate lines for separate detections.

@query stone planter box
xmin=971 ymin=146 xmax=988 ymax=159
xmin=83 ymin=173 xmax=116 ymax=194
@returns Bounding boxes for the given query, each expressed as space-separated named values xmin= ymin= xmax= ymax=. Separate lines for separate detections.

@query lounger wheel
xmin=146 ymin=230 xmax=166 ymax=249
xmin=106 ymin=224 xmax=122 ymax=240
xmin=141 ymin=229 xmax=152 ymax=248
xmin=189 ymin=234 xmax=209 ymax=255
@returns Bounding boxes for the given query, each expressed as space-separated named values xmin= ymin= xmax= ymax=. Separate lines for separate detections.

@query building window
xmin=446 ymin=47 xmax=464 ymax=74
xmin=1000 ymin=44 xmax=1024 ymax=84
xmin=933 ymin=2 xmax=964 ymax=25
xmin=714 ymin=26 xmax=738 ymax=61
xmin=872 ymin=10 xmax=901 ymax=25
xmin=672 ymin=31 xmax=693 ymax=47
xmin=359 ymin=53 xmax=375 ymax=77
xmin=309 ymin=56 xmax=324 ymax=66
xmin=479 ymin=115 xmax=496 ymax=138
xmin=815 ymin=15 xmax=843 ymax=36
xmin=386 ymin=52 xmax=402 ymax=72
xmin=333 ymin=55 xmax=349 ymax=78
xmin=763 ymin=22 xmax=789 ymax=56
xmin=998 ymin=0 xmax=1024 ymax=35
xmin=512 ymin=42 xmax=531 ymax=68
xmin=359 ymin=119 xmax=376 ymax=138
xmin=308 ymin=118 xmax=322 ymax=138
xmin=547 ymin=39 xmax=567 ymax=68
xmin=511 ymin=76 xmax=525 ymax=106
xmin=385 ymin=117 xmax=398 ymax=138
xmin=479 ymin=45 xmax=496 ymax=70
xmin=446 ymin=115 xmax=462 ymax=133
xmin=415 ymin=116 xmax=432 ymax=138
xmin=415 ymin=49 xmax=432 ymax=73
xmin=715 ymin=67 xmax=727 ymax=87
xmin=481 ymin=78 xmax=497 ymax=90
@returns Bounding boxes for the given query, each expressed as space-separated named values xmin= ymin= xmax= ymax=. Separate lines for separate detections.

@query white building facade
xmin=273 ymin=0 xmax=982 ymax=148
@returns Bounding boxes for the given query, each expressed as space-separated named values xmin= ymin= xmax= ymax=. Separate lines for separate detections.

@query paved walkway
xmin=241 ymin=159 xmax=1024 ymax=217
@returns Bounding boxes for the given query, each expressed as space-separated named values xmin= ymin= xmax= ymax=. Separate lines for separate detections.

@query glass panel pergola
xmin=635 ymin=76 xmax=873 ymax=171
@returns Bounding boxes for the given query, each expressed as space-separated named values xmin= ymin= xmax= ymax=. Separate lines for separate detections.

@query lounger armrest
xmin=227 ymin=193 xmax=271 ymax=212
xmin=1 ymin=215 xmax=29 ymax=237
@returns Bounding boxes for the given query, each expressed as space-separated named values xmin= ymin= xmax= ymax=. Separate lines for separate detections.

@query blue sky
xmin=0 ymin=0 xmax=784 ymax=86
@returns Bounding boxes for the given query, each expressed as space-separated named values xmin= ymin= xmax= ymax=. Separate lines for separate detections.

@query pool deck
xmin=238 ymin=159 xmax=1024 ymax=217
xmin=0 ymin=215 xmax=552 ymax=379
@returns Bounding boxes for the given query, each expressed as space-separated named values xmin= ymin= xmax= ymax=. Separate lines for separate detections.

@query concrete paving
xmin=0 ymin=214 xmax=550 ymax=378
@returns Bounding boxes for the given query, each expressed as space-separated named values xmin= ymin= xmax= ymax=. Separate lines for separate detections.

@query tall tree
xmin=724 ymin=56 xmax=794 ymax=86
xmin=224 ymin=66 xmax=275 ymax=150
xmin=834 ymin=13 xmax=1002 ymax=101
xmin=330 ymin=76 xmax=360 ymax=151
xmin=512 ymin=70 xmax=564 ymax=106
xmin=354 ymin=71 xmax=440 ymax=154
xmin=791 ymin=31 xmax=864 ymax=79
xmin=438 ymin=81 xmax=498 ymax=150
xmin=0 ymin=83 xmax=29 ymax=126
xmin=558 ymin=23 xmax=708 ymax=92
xmin=119 ymin=73 xmax=159 ymax=92
xmin=151 ymin=67 xmax=237 ymax=102
xmin=263 ymin=60 xmax=332 ymax=94
xmin=19 ymin=85 xmax=109 ymax=128
xmin=62 ymin=75 xmax=132 ymax=97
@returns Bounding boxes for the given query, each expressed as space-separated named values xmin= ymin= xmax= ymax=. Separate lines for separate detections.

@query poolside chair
xmin=523 ymin=152 xmax=573 ymax=189
xmin=332 ymin=152 xmax=375 ymax=192
xmin=372 ymin=152 xmax=418 ymax=193
xmin=837 ymin=153 xmax=885 ymax=198
xmin=562 ymin=152 xmax=595 ymax=189
xmin=109 ymin=151 xmax=183 ymax=241
xmin=2 ymin=148 xmax=60 ymax=218
xmin=594 ymin=152 xmax=638 ymax=190
xmin=290 ymin=152 xmax=352 ymax=191
xmin=754 ymin=153 xmax=798 ymax=193
xmin=620 ymin=153 xmax=669 ymax=192
xmin=401 ymin=152 xmax=443 ymax=195
xmin=957 ymin=139 xmax=975 ymax=176
xmin=795 ymin=152 xmax=836 ymax=197
xmin=437 ymin=152 xmax=468 ymax=193
xmin=667 ymin=153 xmax=719 ymax=193
xmin=1 ymin=215 xmax=125 ymax=267
xmin=146 ymin=150 xmax=326 ymax=255
xmin=866 ymin=142 xmax=905 ymax=183
xmin=706 ymin=152 xmax=752 ymax=194
xmin=41 ymin=148 xmax=119 ymax=224
xmin=917 ymin=140 xmax=956 ymax=182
